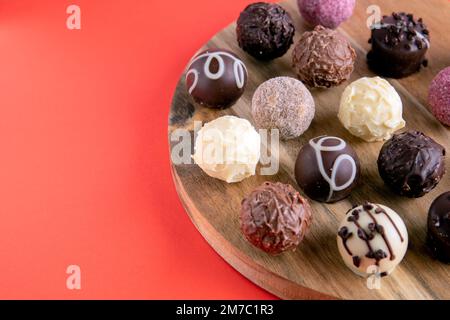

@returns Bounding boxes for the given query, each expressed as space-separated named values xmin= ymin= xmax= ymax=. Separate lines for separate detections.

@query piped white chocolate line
xmin=186 ymin=51 xmax=247 ymax=95
xmin=309 ymin=136 xmax=357 ymax=202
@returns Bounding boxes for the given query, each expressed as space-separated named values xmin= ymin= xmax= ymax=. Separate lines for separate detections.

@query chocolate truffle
xmin=240 ymin=182 xmax=312 ymax=255
xmin=377 ymin=131 xmax=446 ymax=198
xmin=236 ymin=2 xmax=295 ymax=60
xmin=297 ymin=0 xmax=355 ymax=29
xmin=428 ymin=66 xmax=450 ymax=126
xmin=367 ymin=12 xmax=430 ymax=78
xmin=185 ymin=48 xmax=247 ymax=109
xmin=427 ymin=192 xmax=450 ymax=263
xmin=292 ymin=25 xmax=356 ymax=88
xmin=295 ymin=136 xmax=360 ymax=203
xmin=338 ymin=77 xmax=405 ymax=142
xmin=337 ymin=202 xmax=408 ymax=277
xmin=251 ymin=77 xmax=315 ymax=140
xmin=193 ymin=116 xmax=260 ymax=183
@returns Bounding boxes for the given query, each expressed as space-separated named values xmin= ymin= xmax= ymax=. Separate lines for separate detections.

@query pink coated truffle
xmin=297 ymin=0 xmax=355 ymax=29
xmin=428 ymin=67 xmax=450 ymax=126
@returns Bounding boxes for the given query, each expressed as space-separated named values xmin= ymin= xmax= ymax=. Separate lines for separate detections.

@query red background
xmin=0 ymin=0 xmax=276 ymax=299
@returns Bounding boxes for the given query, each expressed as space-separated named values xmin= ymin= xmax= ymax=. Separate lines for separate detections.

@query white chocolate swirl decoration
xmin=186 ymin=51 xmax=247 ymax=94
xmin=309 ymin=136 xmax=357 ymax=202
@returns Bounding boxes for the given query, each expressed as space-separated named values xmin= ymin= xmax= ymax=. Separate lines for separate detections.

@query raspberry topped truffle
xmin=428 ymin=66 xmax=450 ymax=126
xmin=367 ymin=12 xmax=430 ymax=78
xmin=236 ymin=2 xmax=295 ymax=60
xmin=297 ymin=0 xmax=355 ymax=29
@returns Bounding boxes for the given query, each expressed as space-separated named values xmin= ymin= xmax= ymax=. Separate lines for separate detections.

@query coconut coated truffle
xmin=251 ymin=77 xmax=315 ymax=140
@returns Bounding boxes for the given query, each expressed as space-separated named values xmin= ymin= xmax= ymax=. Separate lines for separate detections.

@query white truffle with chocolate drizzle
xmin=337 ymin=202 xmax=408 ymax=277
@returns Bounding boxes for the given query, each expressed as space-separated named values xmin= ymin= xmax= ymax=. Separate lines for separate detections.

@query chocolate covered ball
xmin=428 ymin=66 xmax=450 ymax=126
xmin=367 ymin=12 xmax=430 ymax=78
xmin=337 ymin=202 xmax=408 ymax=277
xmin=252 ymin=77 xmax=315 ymax=140
xmin=236 ymin=2 xmax=295 ymax=60
xmin=297 ymin=0 xmax=355 ymax=29
xmin=185 ymin=48 xmax=247 ymax=109
xmin=377 ymin=131 xmax=446 ymax=198
xmin=240 ymin=182 xmax=312 ymax=255
xmin=295 ymin=136 xmax=360 ymax=203
xmin=427 ymin=192 xmax=450 ymax=263
xmin=292 ymin=25 xmax=356 ymax=88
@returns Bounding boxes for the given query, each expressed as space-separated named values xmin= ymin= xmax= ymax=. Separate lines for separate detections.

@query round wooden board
xmin=168 ymin=0 xmax=450 ymax=299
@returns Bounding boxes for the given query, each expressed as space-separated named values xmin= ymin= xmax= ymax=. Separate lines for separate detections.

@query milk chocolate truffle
xmin=297 ymin=0 xmax=355 ymax=29
xmin=337 ymin=202 xmax=408 ymax=277
xmin=236 ymin=2 xmax=295 ymax=60
xmin=240 ymin=182 xmax=312 ymax=255
xmin=295 ymin=136 xmax=360 ymax=203
xmin=292 ymin=25 xmax=356 ymax=88
xmin=427 ymin=192 xmax=450 ymax=263
xmin=367 ymin=12 xmax=430 ymax=78
xmin=185 ymin=48 xmax=247 ymax=109
xmin=428 ymin=66 xmax=450 ymax=126
xmin=252 ymin=77 xmax=315 ymax=140
xmin=377 ymin=131 xmax=446 ymax=198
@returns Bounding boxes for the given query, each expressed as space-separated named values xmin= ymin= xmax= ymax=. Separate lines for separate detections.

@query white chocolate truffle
xmin=338 ymin=77 xmax=405 ymax=142
xmin=337 ymin=202 xmax=408 ymax=277
xmin=193 ymin=115 xmax=260 ymax=183
xmin=252 ymin=77 xmax=315 ymax=140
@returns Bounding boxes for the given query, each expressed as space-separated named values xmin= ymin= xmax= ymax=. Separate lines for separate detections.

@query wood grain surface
xmin=168 ymin=0 xmax=450 ymax=299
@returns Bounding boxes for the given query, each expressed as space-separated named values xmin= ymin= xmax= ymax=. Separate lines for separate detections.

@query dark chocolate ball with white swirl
xmin=377 ymin=131 xmax=446 ymax=198
xmin=240 ymin=182 xmax=312 ymax=255
xmin=427 ymin=192 xmax=450 ymax=263
xmin=337 ymin=202 xmax=408 ymax=277
xmin=185 ymin=48 xmax=248 ymax=109
xmin=295 ymin=136 xmax=360 ymax=203
xmin=236 ymin=3 xmax=295 ymax=60
xmin=367 ymin=12 xmax=430 ymax=78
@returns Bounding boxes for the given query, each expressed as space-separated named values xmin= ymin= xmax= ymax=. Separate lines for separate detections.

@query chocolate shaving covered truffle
xmin=236 ymin=2 xmax=295 ymax=60
xmin=240 ymin=182 xmax=312 ymax=255
xmin=292 ymin=25 xmax=356 ymax=88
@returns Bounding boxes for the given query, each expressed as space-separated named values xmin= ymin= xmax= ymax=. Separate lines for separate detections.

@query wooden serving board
xmin=168 ymin=0 xmax=450 ymax=299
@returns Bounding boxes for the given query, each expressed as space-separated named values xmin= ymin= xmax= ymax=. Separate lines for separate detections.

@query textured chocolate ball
xmin=297 ymin=0 xmax=355 ymax=29
xmin=367 ymin=12 xmax=430 ymax=78
xmin=236 ymin=2 xmax=295 ymax=60
xmin=185 ymin=48 xmax=247 ymax=109
xmin=427 ymin=192 xmax=450 ymax=263
xmin=251 ymin=77 xmax=315 ymax=140
xmin=377 ymin=131 xmax=446 ymax=198
xmin=240 ymin=182 xmax=312 ymax=255
xmin=295 ymin=136 xmax=360 ymax=203
xmin=292 ymin=25 xmax=356 ymax=88
xmin=428 ymin=66 xmax=450 ymax=126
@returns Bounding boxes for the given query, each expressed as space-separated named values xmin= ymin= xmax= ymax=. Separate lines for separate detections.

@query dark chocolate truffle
xmin=185 ymin=48 xmax=247 ymax=109
xmin=236 ymin=2 xmax=295 ymax=60
xmin=367 ymin=12 xmax=430 ymax=78
xmin=292 ymin=25 xmax=356 ymax=88
xmin=427 ymin=192 xmax=450 ymax=263
xmin=240 ymin=182 xmax=312 ymax=255
xmin=295 ymin=136 xmax=360 ymax=203
xmin=377 ymin=131 xmax=446 ymax=198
